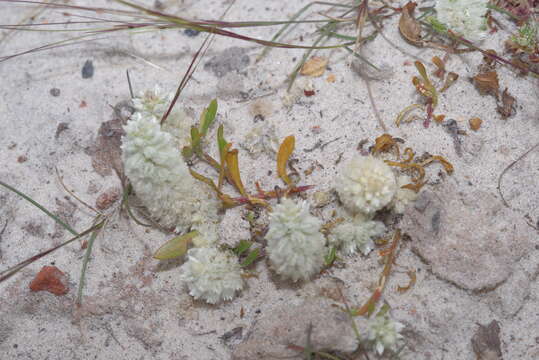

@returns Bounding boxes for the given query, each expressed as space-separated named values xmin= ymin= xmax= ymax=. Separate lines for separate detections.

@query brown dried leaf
xmin=497 ymin=88 xmax=516 ymax=119
xmin=300 ymin=56 xmax=328 ymax=77
xmin=471 ymin=320 xmax=502 ymax=360
xmin=432 ymin=56 xmax=445 ymax=78
xmin=473 ymin=71 xmax=499 ymax=98
xmin=399 ymin=2 xmax=422 ymax=46
xmin=439 ymin=72 xmax=459 ymax=92
xmin=277 ymin=135 xmax=295 ymax=185
xmin=226 ymin=149 xmax=248 ymax=197
xmin=373 ymin=133 xmax=399 ymax=157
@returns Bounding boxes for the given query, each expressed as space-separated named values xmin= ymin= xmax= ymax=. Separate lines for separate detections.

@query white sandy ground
xmin=0 ymin=0 xmax=538 ymax=359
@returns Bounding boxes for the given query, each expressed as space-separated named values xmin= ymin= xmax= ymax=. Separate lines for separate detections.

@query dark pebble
xmin=49 ymin=88 xmax=60 ymax=97
xmin=184 ymin=29 xmax=200 ymax=37
xmin=82 ymin=60 xmax=94 ymax=79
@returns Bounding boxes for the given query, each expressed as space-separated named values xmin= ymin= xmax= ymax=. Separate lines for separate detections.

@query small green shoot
xmin=240 ymin=248 xmax=260 ymax=267
xmin=324 ymin=246 xmax=337 ymax=267
xmin=199 ymin=98 xmax=218 ymax=137
xmin=233 ymin=240 xmax=253 ymax=256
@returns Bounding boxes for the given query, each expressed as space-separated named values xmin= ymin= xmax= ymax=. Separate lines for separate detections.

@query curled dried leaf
xmin=226 ymin=149 xmax=248 ymax=197
xmin=277 ymin=135 xmax=296 ymax=185
xmin=385 ymin=160 xmax=425 ymax=183
xmin=300 ymin=56 xmax=328 ymax=77
xmin=399 ymin=2 xmax=422 ymax=46
xmin=497 ymin=88 xmax=516 ymax=119
xmin=439 ymin=72 xmax=459 ymax=93
xmin=395 ymin=104 xmax=424 ymax=127
xmin=419 ymin=155 xmax=454 ymax=175
xmin=373 ymin=133 xmax=400 ymax=157
xmin=397 ymin=270 xmax=417 ymax=293
xmin=473 ymin=71 xmax=499 ymax=98
xmin=402 ymin=147 xmax=415 ymax=163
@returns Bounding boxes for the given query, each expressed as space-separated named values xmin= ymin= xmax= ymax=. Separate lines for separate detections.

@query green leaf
xmin=324 ymin=246 xmax=337 ymax=266
xmin=240 ymin=248 xmax=260 ymax=267
xmin=200 ymin=99 xmax=218 ymax=136
xmin=376 ymin=303 xmax=391 ymax=318
xmin=233 ymin=240 xmax=253 ymax=256
xmin=153 ymin=231 xmax=198 ymax=260
xmin=182 ymin=145 xmax=194 ymax=159
xmin=190 ymin=126 xmax=202 ymax=155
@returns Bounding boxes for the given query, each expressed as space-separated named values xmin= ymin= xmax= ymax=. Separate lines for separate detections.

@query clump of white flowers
xmin=328 ymin=214 xmax=386 ymax=256
xmin=366 ymin=314 xmax=405 ymax=355
xmin=122 ymin=109 xmax=220 ymax=233
xmin=179 ymin=247 xmax=244 ymax=304
xmin=336 ymin=155 xmax=397 ymax=215
xmin=435 ymin=0 xmax=488 ymax=42
xmin=391 ymin=175 xmax=418 ymax=214
xmin=132 ymin=85 xmax=193 ymax=149
xmin=265 ymin=198 xmax=326 ymax=282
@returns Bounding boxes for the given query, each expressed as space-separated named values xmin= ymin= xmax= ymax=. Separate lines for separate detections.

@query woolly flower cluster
xmin=132 ymin=85 xmax=192 ymax=149
xmin=367 ymin=314 xmax=405 ymax=355
xmin=328 ymin=215 xmax=385 ymax=256
xmin=266 ymin=198 xmax=326 ymax=282
xmin=121 ymin=111 xmax=220 ymax=233
xmin=336 ymin=156 xmax=397 ymax=215
xmin=179 ymin=246 xmax=244 ymax=304
xmin=435 ymin=0 xmax=488 ymax=42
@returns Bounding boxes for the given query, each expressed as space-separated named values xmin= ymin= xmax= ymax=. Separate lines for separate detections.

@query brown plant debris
xmin=399 ymin=2 xmax=422 ymax=46
xmin=471 ymin=320 xmax=503 ymax=360
xmin=497 ymin=88 xmax=517 ymax=119
xmin=300 ymin=56 xmax=328 ymax=77
xmin=473 ymin=71 xmax=500 ymax=98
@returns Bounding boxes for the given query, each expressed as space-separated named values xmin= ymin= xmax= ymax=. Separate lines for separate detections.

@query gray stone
xmin=401 ymin=182 xmax=534 ymax=292
xmin=231 ymin=298 xmax=358 ymax=360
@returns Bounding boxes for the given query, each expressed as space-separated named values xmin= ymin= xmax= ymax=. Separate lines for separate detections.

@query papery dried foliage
xmin=300 ymin=56 xmax=328 ymax=77
xmin=473 ymin=71 xmax=500 ymax=98
xmin=399 ymin=2 xmax=422 ymax=46
xmin=497 ymin=87 xmax=517 ymax=118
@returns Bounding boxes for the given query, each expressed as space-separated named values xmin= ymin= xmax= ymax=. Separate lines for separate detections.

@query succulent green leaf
xmin=153 ymin=231 xmax=198 ymax=260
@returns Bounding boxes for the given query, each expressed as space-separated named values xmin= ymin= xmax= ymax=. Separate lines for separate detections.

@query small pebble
xmin=184 ymin=29 xmax=200 ymax=37
xmin=29 ymin=266 xmax=69 ymax=296
xmin=82 ymin=60 xmax=94 ymax=79
xmin=17 ymin=155 xmax=27 ymax=163
xmin=469 ymin=117 xmax=483 ymax=131
xmin=49 ymin=88 xmax=60 ymax=97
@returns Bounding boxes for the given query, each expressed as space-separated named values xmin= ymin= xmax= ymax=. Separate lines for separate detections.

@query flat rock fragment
xmin=232 ymin=299 xmax=358 ymax=360
xmin=401 ymin=182 xmax=534 ymax=291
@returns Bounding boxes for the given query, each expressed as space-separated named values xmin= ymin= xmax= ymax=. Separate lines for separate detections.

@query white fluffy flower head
xmin=266 ymin=198 xmax=325 ymax=282
xmin=336 ymin=156 xmax=397 ymax=215
xmin=435 ymin=0 xmax=488 ymax=42
xmin=133 ymin=85 xmax=172 ymax=118
xmin=121 ymin=112 xmax=220 ymax=232
xmin=367 ymin=314 xmax=405 ymax=355
xmin=328 ymin=214 xmax=385 ymax=256
xmin=179 ymin=247 xmax=244 ymax=304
